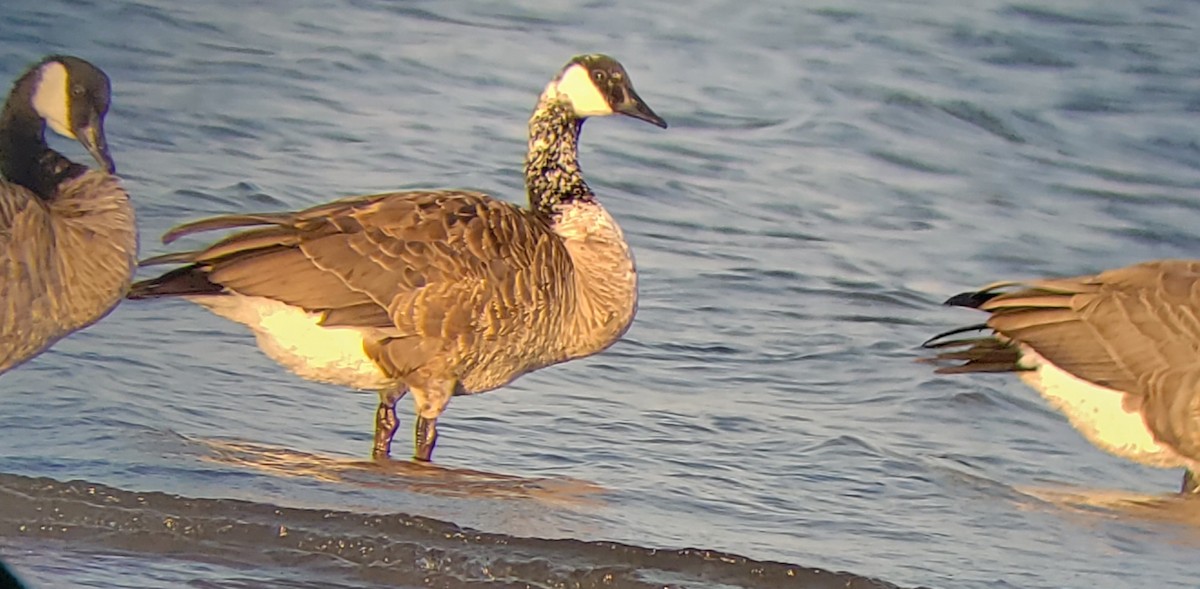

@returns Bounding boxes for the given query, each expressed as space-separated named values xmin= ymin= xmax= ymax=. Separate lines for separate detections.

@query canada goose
xmin=1 ymin=55 xmax=133 ymax=375
xmin=128 ymin=54 xmax=666 ymax=462
xmin=923 ymin=261 xmax=1200 ymax=493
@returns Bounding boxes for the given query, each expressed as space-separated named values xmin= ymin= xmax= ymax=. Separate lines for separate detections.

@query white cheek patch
xmin=31 ymin=61 xmax=75 ymax=139
xmin=555 ymin=64 xmax=613 ymax=118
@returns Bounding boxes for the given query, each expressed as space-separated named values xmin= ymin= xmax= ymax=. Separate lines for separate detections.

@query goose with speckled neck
xmin=128 ymin=54 xmax=666 ymax=462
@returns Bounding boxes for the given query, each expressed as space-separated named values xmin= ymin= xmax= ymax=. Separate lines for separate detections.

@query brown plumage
xmin=1 ymin=56 xmax=133 ymax=375
xmin=140 ymin=190 xmax=582 ymax=387
xmin=924 ymin=260 xmax=1200 ymax=493
xmin=129 ymin=54 xmax=667 ymax=462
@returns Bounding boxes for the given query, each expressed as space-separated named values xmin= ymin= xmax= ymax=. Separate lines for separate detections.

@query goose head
xmin=30 ymin=55 xmax=115 ymax=173
xmin=549 ymin=54 xmax=667 ymax=128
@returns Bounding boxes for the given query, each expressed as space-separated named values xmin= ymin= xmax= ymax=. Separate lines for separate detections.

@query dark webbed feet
xmin=1182 ymin=469 xmax=1199 ymax=495
xmin=407 ymin=378 xmax=454 ymax=462
xmin=372 ymin=403 xmax=398 ymax=459
xmin=372 ymin=389 xmax=406 ymax=459
xmin=414 ymin=416 xmax=439 ymax=462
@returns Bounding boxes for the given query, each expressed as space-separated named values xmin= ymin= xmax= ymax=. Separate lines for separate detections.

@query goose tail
xmin=127 ymin=265 xmax=223 ymax=300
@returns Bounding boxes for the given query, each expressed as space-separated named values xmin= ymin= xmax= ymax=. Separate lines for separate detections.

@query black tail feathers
xmin=943 ymin=290 xmax=1000 ymax=309
xmin=127 ymin=265 xmax=223 ymax=300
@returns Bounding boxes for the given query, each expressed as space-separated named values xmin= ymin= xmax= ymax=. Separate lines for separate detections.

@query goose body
xmin=924 ymin=260 xmax=1200 ymax=493
xmin=149 ymin=189 xmax=632 ymax=395
xmin=1 ymin=55 xmax=134 ymax=375
xmin=129 ymin=54 xmax=666 ymax=461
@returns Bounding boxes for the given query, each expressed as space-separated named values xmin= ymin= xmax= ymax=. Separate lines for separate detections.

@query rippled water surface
xmin=3 ymin=0 xmax=1200 ymax=587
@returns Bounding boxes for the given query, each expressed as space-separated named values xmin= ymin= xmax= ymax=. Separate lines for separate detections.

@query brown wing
xmin=138 ymin=189 xmax=570 ymax=349
xmin=987 ymin=261 xmax=1200 ymax=457
xmin=928 ymin=260 xmax=1200 ymax=396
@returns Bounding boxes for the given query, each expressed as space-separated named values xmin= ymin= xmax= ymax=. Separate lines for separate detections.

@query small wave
xmin=194 ymin=438 xmax=606 ymax=506
xmin=1002 ymin=4 xmax=1125 ymax=27
xmin=1014 ymin=483 xmax=1200 ymax=539
xmin=0 ymin=473 xmax=912 ymax=589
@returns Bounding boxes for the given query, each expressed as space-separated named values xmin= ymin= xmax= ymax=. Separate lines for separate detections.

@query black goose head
xmin=29 ymin=55 xmax=115 ymax=173
xmin=551 ymin=54 xmax=667 ymax=129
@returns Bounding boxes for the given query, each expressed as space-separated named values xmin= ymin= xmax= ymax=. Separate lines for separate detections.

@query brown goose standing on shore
xmin=1 ymin=55 xmax=134 ymax=375
xmin=924 ymin=261 xmax=1200 ymax=494
xmin=128 ymin=54 xmax=667 ymax=462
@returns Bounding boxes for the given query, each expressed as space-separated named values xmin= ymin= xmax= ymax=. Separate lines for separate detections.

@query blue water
xmin=3 ymin=0 xmax=1200 ymax=588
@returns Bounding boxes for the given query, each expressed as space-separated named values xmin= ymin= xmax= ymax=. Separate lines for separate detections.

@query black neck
xmin=0 ymin=73 xmax=85 ymax=200
xmin=524 ymin=98 xmax=593 ymax=218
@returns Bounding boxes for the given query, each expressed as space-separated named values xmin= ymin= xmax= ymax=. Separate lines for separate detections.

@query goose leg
xmin=410 ymin=378 xmax=455 ymax=462
xmin=372 ymin=388 xmax=407 ymax=459
xmin=1183 ymin=469 xmax=1199 ymax=495
xmin=414 ymin=416 xmax=438 ymax=462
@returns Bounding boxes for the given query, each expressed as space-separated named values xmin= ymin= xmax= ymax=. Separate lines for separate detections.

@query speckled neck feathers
xmin=0 ymin=69 xmax=86 ymax=200
xmin=525 ymin=84 xmax=593 ymax=218
xmin=514 ymin=80 xmax=638 ymax=360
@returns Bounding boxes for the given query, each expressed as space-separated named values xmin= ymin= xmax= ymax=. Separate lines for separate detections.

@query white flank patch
xmin=190 ymin=294 xmax=392 ymax=391
xmin=32 ymin=61 xmax=75 ymax=139
xmin=554 ymin=64 xmax=613 ymax=118
xmin=1017 ymin=346 xmax=1186 ymax=468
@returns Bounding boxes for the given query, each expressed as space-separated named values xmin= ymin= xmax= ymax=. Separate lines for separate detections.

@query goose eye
xmin=71 ymin=85 xmax=85 ymax=97
xmin=592 ymin=70 xmax=607 ymax=83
